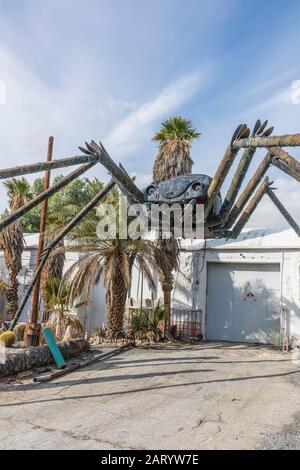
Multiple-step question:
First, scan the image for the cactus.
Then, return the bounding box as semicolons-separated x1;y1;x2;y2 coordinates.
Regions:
0;331;16;347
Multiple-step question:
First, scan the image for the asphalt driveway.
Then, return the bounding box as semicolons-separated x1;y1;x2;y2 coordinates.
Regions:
1;342;300;450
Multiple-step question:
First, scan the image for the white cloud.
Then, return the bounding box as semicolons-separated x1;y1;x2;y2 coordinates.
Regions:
247;88;292;114
104;71;203;159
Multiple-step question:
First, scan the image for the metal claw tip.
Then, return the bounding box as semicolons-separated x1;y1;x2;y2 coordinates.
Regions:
263;126;274;137
258;120;268;135
85;141;95;153
252;120;261;136
239;126;250;139
90;140;101;153
231;124;245;143
78;146;92;155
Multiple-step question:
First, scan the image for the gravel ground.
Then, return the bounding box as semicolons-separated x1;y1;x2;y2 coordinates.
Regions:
1;341;300;450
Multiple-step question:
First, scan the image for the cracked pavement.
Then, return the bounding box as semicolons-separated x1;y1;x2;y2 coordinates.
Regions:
1;342;300;450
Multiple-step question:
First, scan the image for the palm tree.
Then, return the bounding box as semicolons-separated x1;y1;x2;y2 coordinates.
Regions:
152;116;201;184
152;116;200;329
56;181;172;337
0;178;31;320
62;236;162;337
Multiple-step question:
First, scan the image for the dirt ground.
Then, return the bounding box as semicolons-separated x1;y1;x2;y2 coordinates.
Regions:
1;341;300;450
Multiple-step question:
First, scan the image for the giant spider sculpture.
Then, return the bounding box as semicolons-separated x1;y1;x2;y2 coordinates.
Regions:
80;119;300;239
1;118;300;329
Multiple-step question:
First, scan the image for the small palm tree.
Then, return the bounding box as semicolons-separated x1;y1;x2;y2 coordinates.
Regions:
62;237;161;337
0;178;31;319
152;116;201;184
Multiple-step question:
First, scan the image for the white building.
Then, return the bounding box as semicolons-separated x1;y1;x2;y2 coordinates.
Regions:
1;228;300;346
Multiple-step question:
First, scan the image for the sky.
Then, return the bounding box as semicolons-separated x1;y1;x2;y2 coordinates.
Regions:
0;0;299;230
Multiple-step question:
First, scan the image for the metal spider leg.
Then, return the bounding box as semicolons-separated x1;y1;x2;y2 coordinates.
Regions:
204;124;251;219
79;140;145;203
270;147;300;182
218;120;274;224
218;177;270;239
232;133;300;149
266;187;300;237
218;152;273;230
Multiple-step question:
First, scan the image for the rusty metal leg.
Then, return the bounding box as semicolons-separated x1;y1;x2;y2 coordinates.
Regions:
205;124;250;219
218;177;270;239
222;152;272;230
266;188;300;237
270;148;300;182
232;134;300;149
218;120;274;224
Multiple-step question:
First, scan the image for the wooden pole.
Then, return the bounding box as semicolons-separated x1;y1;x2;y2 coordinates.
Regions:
25;137;53;346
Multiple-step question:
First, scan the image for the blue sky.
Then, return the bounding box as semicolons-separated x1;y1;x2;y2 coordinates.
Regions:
0;0;299;229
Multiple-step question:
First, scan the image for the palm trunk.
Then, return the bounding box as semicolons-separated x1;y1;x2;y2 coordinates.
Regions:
5;276;19;321
161;276;173;332
106;258;128;337
41;238;65;322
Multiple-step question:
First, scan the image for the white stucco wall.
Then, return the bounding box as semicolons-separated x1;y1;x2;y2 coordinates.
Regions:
1;228;300;343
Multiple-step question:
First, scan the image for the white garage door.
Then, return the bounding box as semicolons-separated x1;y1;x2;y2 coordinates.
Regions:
206;263;281;345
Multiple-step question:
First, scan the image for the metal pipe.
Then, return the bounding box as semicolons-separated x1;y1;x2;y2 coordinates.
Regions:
33;343;134;383
9;179;116;330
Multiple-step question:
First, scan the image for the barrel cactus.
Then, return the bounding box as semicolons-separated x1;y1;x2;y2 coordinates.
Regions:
0;331;16;347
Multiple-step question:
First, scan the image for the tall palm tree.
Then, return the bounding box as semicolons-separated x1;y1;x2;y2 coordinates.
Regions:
152;116;201;184
152;116;200;329
0;178;31;320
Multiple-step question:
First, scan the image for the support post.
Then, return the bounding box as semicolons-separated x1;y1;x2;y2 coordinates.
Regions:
25;137;53;346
